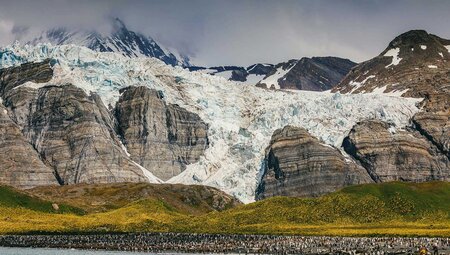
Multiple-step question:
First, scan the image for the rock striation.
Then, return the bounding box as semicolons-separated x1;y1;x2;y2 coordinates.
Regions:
0;60;210;188
256;126;372;200
412;94;450;158
343;120;449;182
0;61;151;186
115;86;209;181
0;103;58;188
3;84;150;185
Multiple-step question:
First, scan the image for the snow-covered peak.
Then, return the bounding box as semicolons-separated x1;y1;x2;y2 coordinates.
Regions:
21;18;190;67
0;43;421;203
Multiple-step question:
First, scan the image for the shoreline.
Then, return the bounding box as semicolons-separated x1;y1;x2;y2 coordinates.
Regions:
0;233;449;254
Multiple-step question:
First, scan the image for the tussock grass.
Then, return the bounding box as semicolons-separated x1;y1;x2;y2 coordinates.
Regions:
0;182;449;236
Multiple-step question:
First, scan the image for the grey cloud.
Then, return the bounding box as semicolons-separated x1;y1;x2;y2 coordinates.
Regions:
0;0;449;66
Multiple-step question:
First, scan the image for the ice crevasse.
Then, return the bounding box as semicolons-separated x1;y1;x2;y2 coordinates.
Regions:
0;43;422;203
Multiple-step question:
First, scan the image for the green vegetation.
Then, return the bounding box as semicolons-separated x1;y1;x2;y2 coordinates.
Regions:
0;185;84;214
0;182;449;236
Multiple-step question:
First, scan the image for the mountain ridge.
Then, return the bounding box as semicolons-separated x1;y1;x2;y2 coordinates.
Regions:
24;18;190;67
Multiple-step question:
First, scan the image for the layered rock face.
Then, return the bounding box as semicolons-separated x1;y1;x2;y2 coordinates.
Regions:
0;104;58;188
0;60;210;188
256;126;373;200
115;86;209;181
412;94;450;158
0;61;151;186
343;120;449;182
0;59;53;97
3;84;149;185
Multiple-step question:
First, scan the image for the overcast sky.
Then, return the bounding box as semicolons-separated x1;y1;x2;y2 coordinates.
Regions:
0;0;449;66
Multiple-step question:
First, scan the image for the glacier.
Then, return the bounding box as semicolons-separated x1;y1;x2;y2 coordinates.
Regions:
0;43;422;203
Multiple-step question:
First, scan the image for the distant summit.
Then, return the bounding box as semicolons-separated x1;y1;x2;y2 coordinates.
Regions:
333;30;450;97
191;57;355;92
25;18;190;67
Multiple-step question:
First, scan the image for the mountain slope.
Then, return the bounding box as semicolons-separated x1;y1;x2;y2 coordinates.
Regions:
257;57;356;91
25;18;190;67
332;29;450;159
192;57;355;91
0;182;449;236
333;30;450;97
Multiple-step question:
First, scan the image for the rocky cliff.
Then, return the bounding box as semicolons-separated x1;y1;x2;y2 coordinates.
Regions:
2;82;150;185
115;86;209;181
0;60;210;188
256;126;372;200
257;117;450;199
0;103;57;188
343;120;449;182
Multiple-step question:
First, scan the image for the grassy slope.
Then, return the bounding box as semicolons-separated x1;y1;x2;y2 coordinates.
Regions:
0;182;449;236
28;183;240;214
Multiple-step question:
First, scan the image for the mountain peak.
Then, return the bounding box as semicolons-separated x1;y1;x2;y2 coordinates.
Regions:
23;19;190;67
388;30;431;48
334;30;450;97
382;29;448;56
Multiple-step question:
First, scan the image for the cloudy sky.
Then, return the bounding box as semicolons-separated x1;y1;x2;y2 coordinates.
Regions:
0;0;449;66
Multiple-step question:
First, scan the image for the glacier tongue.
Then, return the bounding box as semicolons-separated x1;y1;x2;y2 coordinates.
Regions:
0;43;422;203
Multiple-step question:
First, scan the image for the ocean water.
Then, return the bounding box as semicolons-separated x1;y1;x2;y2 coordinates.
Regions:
0;247;209;255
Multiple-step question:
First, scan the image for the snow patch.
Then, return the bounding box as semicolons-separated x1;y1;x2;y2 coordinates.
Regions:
428;65;438;69
245;74;265;84
384;48;402;68
369;85;409;97
446;45;450;53
259;62;297;89
214;70;233;80
438;52;444;58
348;75;375;93
132;161;162;184
388;126;397;134
420;45;427;50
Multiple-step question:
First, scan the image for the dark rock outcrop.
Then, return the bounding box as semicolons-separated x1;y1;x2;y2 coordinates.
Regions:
0;59;53;97
256;126;372;200
115;86;209;181
257;57;356;91
343;120;449;182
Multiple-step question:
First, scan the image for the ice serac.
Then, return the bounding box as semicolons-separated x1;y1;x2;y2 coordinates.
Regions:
343;120;450;182
256;126;373;200
115;86;209;181
0;103;58;188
